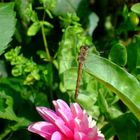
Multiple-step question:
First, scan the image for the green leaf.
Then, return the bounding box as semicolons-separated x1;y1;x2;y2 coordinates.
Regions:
27;22;40;36
62;68;77;91
84;52;140;120
131;3;140;15
0;60;7;78
0;2;16;55
42;21;53;28
109;43;127;66
52;0;80;16
87;12;99;36
111;113;138;140
34;92;49;107
78;90;100;119
122;4;129;20
15;0;32;23
98;89;122;119
101;123;116;139
0;91;18;121
127;35;140;71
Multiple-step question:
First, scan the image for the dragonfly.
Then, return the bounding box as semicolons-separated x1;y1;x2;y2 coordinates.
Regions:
56;45;90;100
75;46;88;99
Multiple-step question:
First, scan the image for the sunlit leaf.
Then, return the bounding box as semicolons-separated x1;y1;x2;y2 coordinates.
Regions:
27;22;40;36
0;2;16;55
131;3;140;15
84;52;140;120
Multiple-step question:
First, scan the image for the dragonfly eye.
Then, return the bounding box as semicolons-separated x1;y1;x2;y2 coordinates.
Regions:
81;45;89;50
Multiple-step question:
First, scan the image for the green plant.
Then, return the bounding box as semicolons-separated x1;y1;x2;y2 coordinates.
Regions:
0;1;140;140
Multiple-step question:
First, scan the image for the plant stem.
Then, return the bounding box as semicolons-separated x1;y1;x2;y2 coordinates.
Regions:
41;24;51;60
41;12;54;102
49;63;53;103
41;11;51;60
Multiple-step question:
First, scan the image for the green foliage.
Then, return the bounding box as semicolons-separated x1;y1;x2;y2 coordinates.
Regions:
127;35;140;72
128;12;139;26
131;3;140;15
5;47;42;85
84;52;140;120
1;0;140;140
0;2;16;55
109;43;127;66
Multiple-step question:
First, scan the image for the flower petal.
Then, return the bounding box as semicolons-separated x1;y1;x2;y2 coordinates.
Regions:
57;109;75;129
37;107;74;138
36;107;64;124
51;131;67;140
28;99;105;140
53;100;75;129
53;100;73;121
87;127;98;139
74;131;86;140
55;119;74;138
28;121;58;139
97;131;105;140
74;115;89;132
70;103;83;117
53;99;71;112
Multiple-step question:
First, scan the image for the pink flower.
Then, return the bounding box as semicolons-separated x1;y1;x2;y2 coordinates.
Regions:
28;99;105;140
